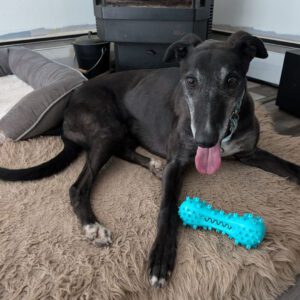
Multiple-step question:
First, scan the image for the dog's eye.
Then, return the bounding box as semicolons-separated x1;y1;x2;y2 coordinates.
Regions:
227;77;239;89
186;76;197;88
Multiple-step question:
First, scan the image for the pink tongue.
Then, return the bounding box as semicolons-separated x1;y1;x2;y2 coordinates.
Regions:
195;144;221;175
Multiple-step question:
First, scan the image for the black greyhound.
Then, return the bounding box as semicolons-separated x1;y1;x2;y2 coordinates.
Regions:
0;31;299;288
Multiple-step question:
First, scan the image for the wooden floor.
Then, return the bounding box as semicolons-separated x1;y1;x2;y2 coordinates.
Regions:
248;81;300;137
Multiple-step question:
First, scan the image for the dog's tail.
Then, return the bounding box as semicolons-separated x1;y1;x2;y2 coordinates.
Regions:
0;138;81;181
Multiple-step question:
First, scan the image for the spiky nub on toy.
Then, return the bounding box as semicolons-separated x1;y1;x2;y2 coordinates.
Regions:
178;197;266;249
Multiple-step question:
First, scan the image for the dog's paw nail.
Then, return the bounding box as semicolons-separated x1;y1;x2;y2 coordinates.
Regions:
83;223;112;247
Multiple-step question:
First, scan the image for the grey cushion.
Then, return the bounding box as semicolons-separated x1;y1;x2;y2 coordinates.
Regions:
0;47;87;140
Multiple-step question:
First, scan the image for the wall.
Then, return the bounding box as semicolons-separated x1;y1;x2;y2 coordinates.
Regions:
0;0;96;40
213;0;300;42
3;0;299;42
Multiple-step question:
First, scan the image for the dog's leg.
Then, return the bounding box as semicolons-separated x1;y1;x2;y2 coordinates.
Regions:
69;141;116;247
236;147;300;184
117;148;165;178
148;159;187;288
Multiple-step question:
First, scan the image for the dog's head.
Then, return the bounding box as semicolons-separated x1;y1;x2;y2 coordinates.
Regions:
164;31;268;174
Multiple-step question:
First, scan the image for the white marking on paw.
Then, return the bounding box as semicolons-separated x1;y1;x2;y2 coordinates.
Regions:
149;275;167;288
150;159;162;170
83;223;112;247
149;159;164;178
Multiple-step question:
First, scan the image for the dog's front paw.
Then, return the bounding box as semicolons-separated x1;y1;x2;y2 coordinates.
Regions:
148;237;177;288
83;222;112;247
149;159;165;179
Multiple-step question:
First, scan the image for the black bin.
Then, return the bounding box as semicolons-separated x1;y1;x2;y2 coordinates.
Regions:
73;31;110;78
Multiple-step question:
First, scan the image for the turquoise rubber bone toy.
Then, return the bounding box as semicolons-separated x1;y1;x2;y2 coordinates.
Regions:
178;197;266;249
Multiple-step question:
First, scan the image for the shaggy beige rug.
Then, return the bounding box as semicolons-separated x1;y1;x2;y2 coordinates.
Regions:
0;104;299;300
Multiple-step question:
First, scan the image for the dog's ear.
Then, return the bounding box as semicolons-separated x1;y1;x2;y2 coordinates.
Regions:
228;31;268;60
163;33;202;63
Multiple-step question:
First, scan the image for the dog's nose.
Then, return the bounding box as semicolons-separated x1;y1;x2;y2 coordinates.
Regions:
196;140;217;148
195;135;218;148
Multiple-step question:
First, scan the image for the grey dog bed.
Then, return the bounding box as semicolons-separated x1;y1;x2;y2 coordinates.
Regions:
0;47;87;140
